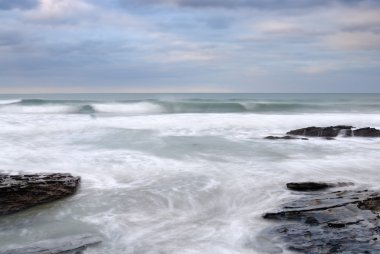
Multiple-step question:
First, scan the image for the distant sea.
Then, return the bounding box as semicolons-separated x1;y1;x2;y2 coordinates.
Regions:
0;93;379;253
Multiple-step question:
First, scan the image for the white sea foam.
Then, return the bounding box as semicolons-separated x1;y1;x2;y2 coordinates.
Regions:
91;102;163;114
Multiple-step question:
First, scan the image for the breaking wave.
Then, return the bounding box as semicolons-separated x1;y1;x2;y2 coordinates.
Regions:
0;98;379;114
91;102;163;114
0;99;22;105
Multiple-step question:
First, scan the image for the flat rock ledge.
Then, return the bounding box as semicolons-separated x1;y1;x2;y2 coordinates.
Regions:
0;173;80;215
0;234;101;254
261;182;380;253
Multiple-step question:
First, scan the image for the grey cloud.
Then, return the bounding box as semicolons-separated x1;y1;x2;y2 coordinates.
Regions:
121;0;373;9
337;8;380;33
0;0;38;10
0;31;23;46
0;0;378;92
201;16;231;29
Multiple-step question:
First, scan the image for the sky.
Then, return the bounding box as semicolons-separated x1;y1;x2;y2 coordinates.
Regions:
0;0;379;93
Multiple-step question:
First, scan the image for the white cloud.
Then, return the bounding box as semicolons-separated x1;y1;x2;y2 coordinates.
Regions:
256;20;301;35
149;50;215;63
337;8;380;30
325;32;380;51
301;65;338;74
27;0;94;21
144;35;217;63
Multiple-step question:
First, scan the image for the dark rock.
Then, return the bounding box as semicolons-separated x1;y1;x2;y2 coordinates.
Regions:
287;182;330;191
286;181;353;191
353;127;380;137
285;125;380;138
264;136;308;140
261;185;380;253
286;125;353;137
0;234;101;254
0;173;80;215
345;129;353;136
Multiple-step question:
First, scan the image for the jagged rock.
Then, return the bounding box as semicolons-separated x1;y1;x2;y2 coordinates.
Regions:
286;125;353;137
353;127;380;137
264;136;308;140
0;173;80;215
0;234;101;254
261;184;380;253
286;181;354;191
285;125;380;138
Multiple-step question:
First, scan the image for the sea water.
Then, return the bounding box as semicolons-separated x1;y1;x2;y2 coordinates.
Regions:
0;93;379;254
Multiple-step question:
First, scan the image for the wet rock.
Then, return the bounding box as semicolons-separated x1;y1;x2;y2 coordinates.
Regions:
286;125;353;137
285;125;380;138
264;136;308;140
262;184;380;253
0;173;80;215
286;181;353;191
0;234;101;254
353;127;380;137
286;182;330;191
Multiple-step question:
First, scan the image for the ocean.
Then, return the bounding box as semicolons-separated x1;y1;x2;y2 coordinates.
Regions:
0;93;379;253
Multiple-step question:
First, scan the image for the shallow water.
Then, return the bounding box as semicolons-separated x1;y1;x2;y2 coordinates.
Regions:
0;93;379;253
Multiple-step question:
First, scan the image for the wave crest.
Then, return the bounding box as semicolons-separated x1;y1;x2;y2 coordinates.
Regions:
91;102;164;114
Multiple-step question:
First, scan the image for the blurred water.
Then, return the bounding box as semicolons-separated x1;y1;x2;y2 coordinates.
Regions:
0;93;379;253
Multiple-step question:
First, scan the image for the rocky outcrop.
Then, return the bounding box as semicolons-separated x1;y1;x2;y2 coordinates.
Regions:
285;125;380;138
261;183;380;253
0;234;101;254
0;173;80;215
264;136;308;140
286;125;353;137
353;127;380;137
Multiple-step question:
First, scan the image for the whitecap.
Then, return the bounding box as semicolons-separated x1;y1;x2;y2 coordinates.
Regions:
0;105;74;114
91;102;164;114
0;99;22;105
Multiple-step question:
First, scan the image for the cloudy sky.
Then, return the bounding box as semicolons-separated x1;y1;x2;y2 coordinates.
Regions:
0;0;379;93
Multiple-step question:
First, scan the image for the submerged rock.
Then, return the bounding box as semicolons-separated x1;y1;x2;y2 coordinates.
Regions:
286;181;354;191
261;183;380;253
286;182;330;191
0;234;101;254
0;173;80;215
77;104;96;114
264;136;308;140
